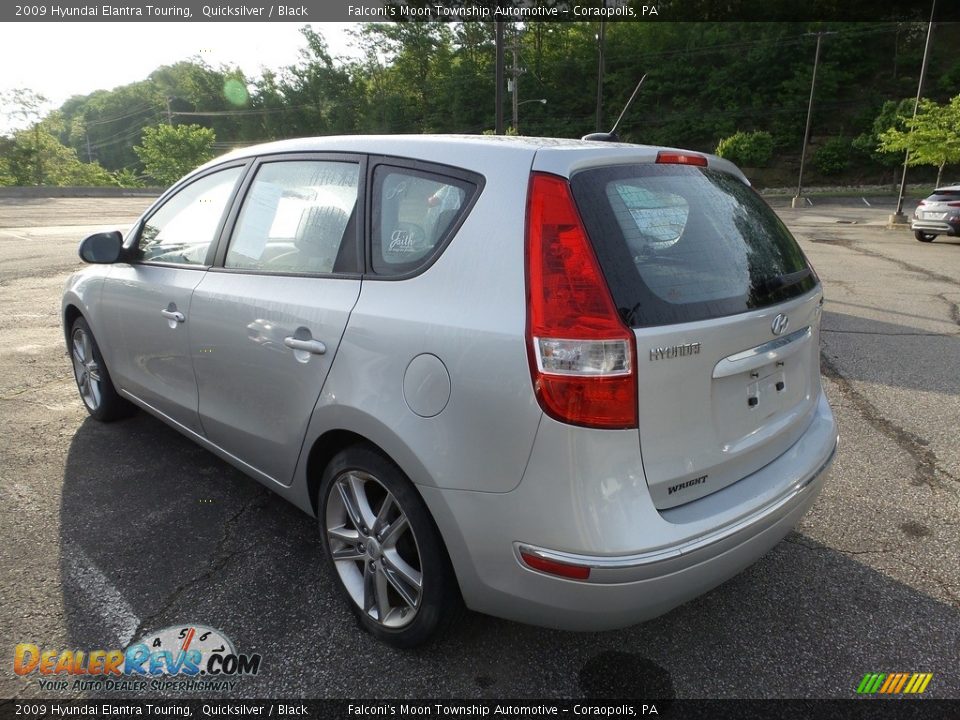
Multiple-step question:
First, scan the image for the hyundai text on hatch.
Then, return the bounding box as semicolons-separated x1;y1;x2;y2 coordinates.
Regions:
63;136;838;647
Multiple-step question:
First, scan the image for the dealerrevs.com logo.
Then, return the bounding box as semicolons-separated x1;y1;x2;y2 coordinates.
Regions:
14;625;261;693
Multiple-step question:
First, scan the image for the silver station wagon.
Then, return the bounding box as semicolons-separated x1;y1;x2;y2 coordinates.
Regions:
63;136;838;647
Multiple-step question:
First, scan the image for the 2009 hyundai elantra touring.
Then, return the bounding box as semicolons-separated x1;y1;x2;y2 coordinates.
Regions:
63;135;838;647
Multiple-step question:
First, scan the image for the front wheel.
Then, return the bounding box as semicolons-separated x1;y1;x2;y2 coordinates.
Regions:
69;316;134;421
914;230;936;242
318;444;462;647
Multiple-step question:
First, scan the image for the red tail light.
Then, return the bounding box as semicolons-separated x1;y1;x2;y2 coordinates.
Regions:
525;172;637;430
947;202;960;207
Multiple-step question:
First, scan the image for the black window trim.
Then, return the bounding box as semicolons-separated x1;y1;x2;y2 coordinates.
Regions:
363;155;485;281
209;151;368;280
126;159;253;270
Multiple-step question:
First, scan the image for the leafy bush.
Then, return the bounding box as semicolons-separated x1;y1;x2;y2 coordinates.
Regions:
112;168;145;188
715;131;774;168
814;137;851;176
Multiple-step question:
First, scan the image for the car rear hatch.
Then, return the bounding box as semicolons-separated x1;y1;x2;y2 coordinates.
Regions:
916;188;960;224
568;155;822;510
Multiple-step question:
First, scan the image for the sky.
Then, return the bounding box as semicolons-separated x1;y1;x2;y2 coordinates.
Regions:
0;22;361;133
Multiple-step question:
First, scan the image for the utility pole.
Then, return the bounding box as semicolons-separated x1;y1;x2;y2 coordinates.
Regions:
85;132;93;163
792;30;835;209
495;23;505;135
165;96;173;125
596;19;606;132
508;38;524;133
891;0;937;225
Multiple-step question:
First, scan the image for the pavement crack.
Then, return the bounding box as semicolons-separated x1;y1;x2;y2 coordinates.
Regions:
896;557;960;607
936;293;960;327
821;329;958;338
785;539;960;607
124;490;271;644
785;537;894;556
822;238;960;288
0;374;72;401
820;353;960;488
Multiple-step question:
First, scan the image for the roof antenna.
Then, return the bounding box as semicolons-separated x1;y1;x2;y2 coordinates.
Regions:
582;73;647;143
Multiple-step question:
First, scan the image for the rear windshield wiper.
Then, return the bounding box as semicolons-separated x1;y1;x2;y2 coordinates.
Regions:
755;268;812;295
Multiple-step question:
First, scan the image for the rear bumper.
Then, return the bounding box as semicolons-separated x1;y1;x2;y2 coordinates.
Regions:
911;218;959;236
420;391;837;631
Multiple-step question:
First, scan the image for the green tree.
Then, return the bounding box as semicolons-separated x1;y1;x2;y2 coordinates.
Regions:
878;96;960;187
852;98;914;167
2;88;49;184
134;124;216;185
0;115;116;187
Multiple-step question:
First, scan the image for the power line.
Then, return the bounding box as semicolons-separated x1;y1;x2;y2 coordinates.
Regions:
170;104;319;117
84;103;161;127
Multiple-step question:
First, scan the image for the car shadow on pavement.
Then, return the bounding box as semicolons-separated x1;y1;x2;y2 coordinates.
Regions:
60;412;960;699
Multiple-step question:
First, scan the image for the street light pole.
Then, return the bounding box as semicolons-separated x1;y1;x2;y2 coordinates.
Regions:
792;31;834;209
596;18;606;132
495;22;504;135
511;42;520;132
516;98;547;135
891;0;937;225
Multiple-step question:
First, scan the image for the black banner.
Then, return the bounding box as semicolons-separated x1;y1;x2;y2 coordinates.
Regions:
2;699;959;720
2;0;956;23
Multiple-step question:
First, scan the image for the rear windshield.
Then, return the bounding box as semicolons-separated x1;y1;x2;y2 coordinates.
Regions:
570;164;817;328
929;189;960;202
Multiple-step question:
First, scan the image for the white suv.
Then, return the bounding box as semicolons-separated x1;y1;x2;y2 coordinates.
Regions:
63;136;838;647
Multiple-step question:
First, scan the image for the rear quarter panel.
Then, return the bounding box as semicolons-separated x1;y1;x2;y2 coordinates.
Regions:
293;143;544;497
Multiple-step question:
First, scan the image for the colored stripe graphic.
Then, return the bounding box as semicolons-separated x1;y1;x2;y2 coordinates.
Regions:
857;672;932;694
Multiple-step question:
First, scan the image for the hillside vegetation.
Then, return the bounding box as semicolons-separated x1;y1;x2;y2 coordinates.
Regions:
3;21;959;188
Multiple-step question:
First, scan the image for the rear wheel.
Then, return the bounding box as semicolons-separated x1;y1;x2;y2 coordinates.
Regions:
318;444;462;647
914;230;936;242
69;316;134;421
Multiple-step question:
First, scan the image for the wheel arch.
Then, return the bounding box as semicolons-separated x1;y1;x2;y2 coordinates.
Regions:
305;429;370;517
63;303;83;345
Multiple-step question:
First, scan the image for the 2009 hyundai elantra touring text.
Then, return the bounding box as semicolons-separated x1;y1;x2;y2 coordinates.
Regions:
62;135;838;647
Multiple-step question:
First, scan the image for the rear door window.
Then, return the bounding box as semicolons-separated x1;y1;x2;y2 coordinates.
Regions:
371;165;478;276
571;164;816;328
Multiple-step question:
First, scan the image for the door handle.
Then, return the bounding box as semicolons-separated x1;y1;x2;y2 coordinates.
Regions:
160;309;185;323
284;337;327;355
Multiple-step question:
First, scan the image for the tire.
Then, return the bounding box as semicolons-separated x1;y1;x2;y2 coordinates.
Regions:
318;444;462;648
69;316;134;422
914;230;936;242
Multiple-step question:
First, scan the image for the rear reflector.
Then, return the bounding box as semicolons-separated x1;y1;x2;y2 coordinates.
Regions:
656;150;708;167
520;551;591;581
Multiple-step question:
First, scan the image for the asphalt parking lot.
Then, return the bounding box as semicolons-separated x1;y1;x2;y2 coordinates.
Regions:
0;194;957;700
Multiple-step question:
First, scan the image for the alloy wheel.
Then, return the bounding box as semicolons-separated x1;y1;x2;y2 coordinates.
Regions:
71;326;102;411
325;470;423;628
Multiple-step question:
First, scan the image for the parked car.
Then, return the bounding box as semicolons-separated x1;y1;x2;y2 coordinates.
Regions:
912;185;960;242
63;136;838;647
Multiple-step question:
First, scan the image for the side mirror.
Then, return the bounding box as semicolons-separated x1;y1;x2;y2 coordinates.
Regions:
78;231;124;264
